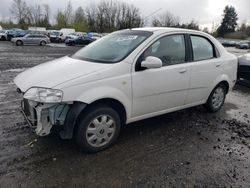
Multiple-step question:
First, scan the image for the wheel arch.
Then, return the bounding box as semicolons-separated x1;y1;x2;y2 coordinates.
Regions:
16;40;23;45
40;40;46;45
219;80;229;94
60;98;127;139
86;98;127;126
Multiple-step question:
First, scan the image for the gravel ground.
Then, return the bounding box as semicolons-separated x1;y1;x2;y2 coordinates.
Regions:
0;41;250;188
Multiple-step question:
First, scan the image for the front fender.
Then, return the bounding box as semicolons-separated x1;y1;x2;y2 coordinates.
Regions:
75;86;131;119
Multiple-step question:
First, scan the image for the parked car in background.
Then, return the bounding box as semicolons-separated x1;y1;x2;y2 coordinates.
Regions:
58;28;76;42
49;31;63;43
11;34;50;46
65;32;87;40
7;29;26;41
14;27;237;152
221;40;236;47
238;53;250;80
65;36;95;46
87;32;102;40
236;41;250;49
0;30;8;40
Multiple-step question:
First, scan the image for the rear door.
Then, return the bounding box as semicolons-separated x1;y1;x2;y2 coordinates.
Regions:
185;35;223;105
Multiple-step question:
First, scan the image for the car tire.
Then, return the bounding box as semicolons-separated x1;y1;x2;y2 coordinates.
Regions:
75;105;121;153
1;36;6;41
40;41;46;46
205;83;227;112
16;40;23;46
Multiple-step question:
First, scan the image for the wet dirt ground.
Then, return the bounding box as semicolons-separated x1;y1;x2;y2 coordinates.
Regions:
0;41;250;188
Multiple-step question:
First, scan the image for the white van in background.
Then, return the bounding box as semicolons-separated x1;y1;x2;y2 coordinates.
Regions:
28;27;46;32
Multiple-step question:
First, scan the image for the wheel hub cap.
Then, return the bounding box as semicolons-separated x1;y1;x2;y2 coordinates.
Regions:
86;115;116;148
212;87;224;109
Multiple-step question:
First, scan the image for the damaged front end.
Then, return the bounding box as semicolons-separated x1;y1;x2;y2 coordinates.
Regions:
21;99;70;136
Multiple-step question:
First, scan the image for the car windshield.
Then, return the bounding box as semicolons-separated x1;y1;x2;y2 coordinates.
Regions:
0;30;6;33
71;30;152;63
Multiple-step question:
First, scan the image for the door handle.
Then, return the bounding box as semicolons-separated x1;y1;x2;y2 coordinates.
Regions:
216;63;221;67
179;69;187;73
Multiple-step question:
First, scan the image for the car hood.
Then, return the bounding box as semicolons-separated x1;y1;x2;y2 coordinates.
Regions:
50;35;59;38
14;56;111;92
12;37;22;41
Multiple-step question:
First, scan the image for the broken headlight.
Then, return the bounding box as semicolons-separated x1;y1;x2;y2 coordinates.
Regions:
24;87;63;103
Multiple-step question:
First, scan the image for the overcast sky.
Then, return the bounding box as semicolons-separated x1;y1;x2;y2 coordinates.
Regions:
0;0;249;30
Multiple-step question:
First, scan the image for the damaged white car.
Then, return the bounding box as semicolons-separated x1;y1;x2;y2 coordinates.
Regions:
14;27;238;152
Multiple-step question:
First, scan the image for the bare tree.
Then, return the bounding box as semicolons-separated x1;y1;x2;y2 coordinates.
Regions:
85;4;97;31
152;11;179;27
64;1;73;26
10;0;28;24
30;4;42;26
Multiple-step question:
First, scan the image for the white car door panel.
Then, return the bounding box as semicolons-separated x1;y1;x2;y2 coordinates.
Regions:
132;63;190;117
186;59;223;104
132;34;190;117
185;35;223;105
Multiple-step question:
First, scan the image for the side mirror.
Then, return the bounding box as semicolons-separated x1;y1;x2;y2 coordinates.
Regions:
141;56;162;69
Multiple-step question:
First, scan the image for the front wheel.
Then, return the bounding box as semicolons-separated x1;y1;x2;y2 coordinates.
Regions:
205;84;226;112
75;105;121;152
1;36;6;41
16;40;23;46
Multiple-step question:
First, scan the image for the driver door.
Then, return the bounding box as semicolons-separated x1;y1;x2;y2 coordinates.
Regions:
132;34;191;117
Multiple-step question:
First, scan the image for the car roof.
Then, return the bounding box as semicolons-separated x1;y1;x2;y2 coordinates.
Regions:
130;27;204;35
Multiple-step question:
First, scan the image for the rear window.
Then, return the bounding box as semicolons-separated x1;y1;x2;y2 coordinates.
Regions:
191;36;214;61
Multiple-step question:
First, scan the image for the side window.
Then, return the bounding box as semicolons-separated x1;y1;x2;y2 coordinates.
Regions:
142;35;186;66
191;36;214;61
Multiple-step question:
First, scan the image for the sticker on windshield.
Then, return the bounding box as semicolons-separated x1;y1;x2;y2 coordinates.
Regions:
116;35;138;42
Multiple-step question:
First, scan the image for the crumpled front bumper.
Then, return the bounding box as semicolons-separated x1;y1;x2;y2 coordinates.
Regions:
21;99;70;136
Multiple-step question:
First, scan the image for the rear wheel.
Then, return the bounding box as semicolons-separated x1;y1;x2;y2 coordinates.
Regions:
75;105;121;152
16;40;23;46
205;84;226;112
40;41;46;46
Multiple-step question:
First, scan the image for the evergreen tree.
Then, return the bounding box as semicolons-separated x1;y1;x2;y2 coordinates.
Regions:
217;5;238;37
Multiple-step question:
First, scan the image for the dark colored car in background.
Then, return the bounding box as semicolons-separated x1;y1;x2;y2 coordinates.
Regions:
221;40;237;47
236;41;250;49
238;53;250;80
7;29;27;41
65;36;95;46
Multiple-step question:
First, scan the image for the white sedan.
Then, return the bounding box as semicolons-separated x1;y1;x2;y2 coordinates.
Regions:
14;27;238;152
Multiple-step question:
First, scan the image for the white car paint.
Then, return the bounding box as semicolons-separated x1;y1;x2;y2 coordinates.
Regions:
14;27;238;133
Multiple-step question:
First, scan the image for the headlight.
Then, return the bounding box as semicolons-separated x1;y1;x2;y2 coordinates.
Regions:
24;87;63;103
